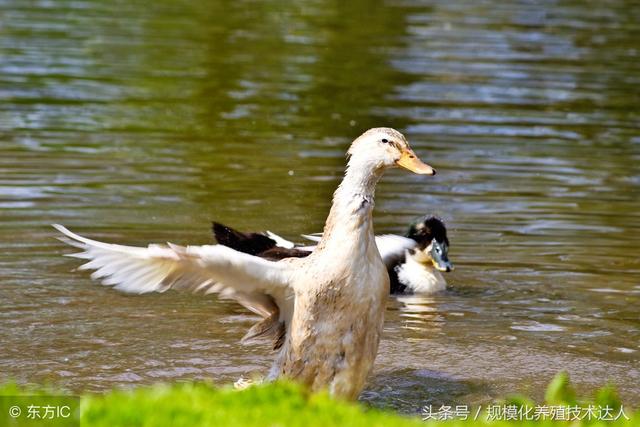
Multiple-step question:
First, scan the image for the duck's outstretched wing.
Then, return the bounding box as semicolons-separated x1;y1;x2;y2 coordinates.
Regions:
212;222;312;261
264;231;295;249
227;226;419;265
53;224;291;296
212;222;280;257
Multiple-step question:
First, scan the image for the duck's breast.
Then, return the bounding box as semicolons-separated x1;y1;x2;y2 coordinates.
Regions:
281;239;388;398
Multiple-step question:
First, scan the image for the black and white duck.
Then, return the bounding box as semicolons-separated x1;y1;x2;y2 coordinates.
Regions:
212;215;453;294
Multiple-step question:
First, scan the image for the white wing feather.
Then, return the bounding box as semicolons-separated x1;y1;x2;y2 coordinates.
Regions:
375;234;417;266
53;224;291;296
264;231;296;249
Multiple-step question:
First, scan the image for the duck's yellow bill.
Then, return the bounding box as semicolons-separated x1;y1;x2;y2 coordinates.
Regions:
396;149;436;175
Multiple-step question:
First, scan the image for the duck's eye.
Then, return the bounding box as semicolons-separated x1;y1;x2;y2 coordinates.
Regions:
381;138;389;144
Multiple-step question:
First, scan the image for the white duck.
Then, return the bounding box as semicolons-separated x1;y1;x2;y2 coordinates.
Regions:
53;127;435;400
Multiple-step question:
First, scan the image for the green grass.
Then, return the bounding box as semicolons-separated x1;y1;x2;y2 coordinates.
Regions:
82;381;422;427
1;373;636;426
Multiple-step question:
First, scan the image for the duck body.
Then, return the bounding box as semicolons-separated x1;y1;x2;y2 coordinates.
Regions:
280;193;387;397
53;127;435;399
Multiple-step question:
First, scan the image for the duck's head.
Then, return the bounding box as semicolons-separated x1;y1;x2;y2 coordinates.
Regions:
347;128;436;175
406;216;453;272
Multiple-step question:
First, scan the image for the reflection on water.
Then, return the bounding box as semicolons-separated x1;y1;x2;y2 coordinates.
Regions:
395;295;446;332
1;0;639;412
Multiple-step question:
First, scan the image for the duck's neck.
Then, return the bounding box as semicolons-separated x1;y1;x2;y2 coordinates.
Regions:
317;159;384;252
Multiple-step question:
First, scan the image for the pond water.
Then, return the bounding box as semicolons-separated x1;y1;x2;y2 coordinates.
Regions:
1;0;639;414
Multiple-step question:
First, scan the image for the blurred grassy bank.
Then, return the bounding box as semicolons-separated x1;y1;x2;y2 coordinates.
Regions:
1;373;636;426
